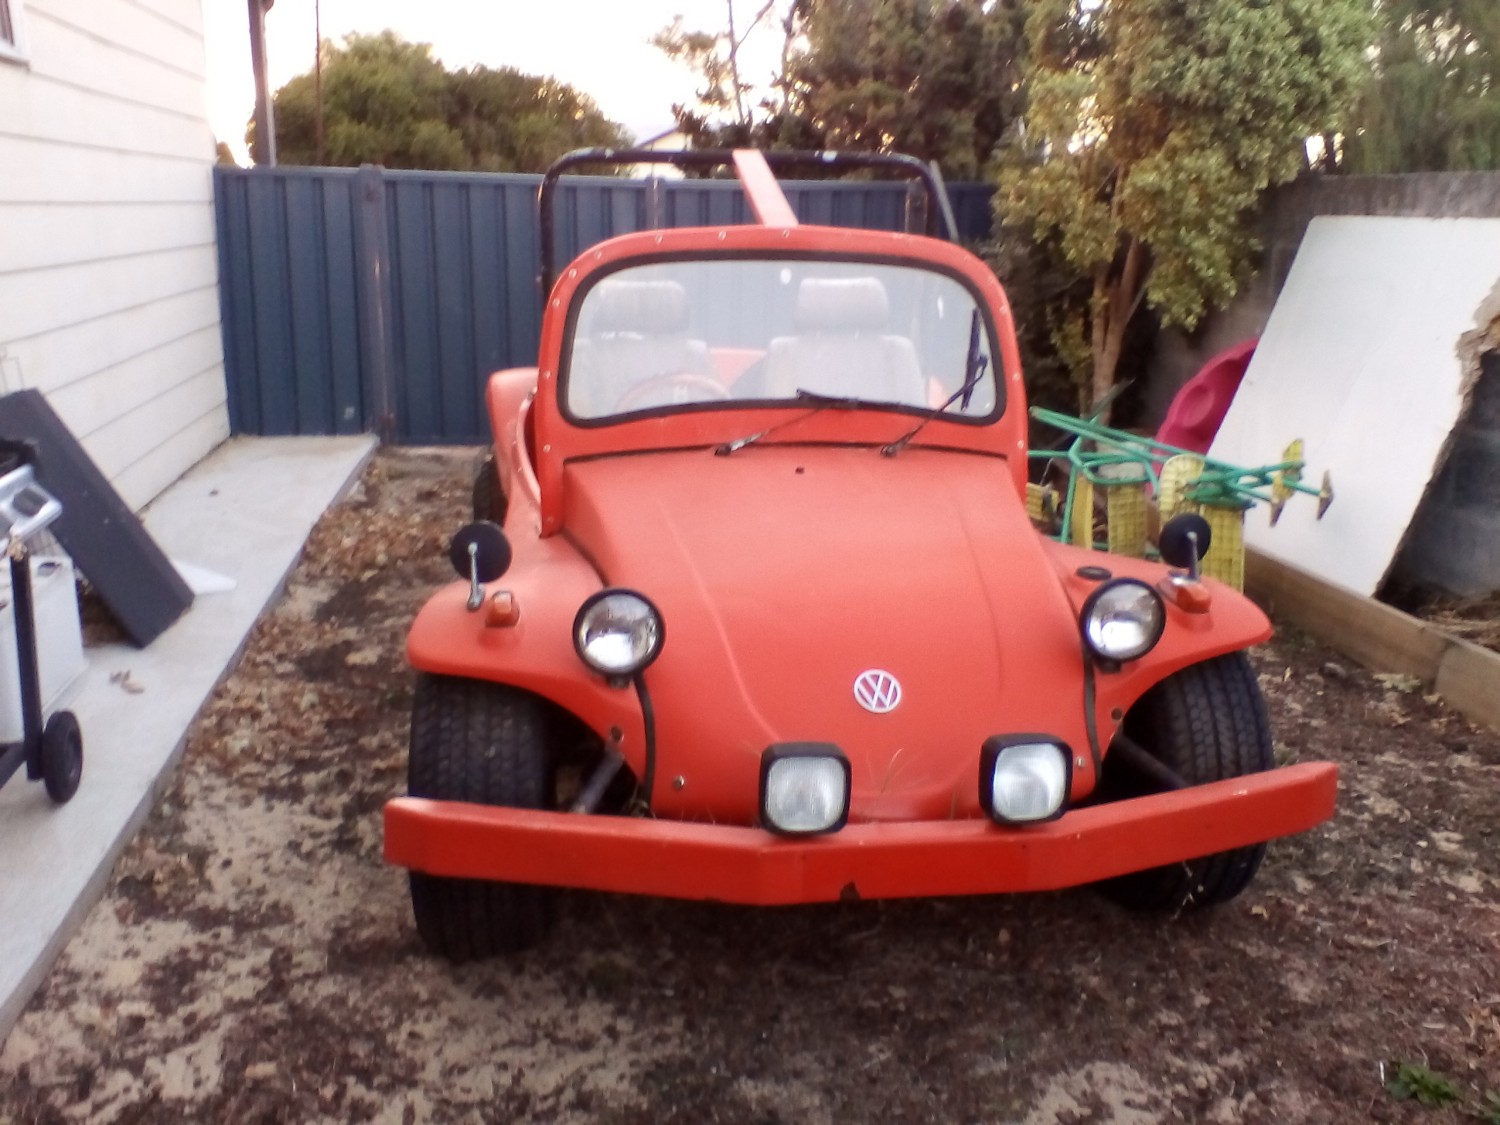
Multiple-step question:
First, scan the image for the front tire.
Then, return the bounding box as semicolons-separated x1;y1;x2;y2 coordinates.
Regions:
1099;652;1273;911
471;454;506;525
407;675;556;959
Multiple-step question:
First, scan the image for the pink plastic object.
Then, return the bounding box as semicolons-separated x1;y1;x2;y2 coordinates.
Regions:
1155;338;1258;453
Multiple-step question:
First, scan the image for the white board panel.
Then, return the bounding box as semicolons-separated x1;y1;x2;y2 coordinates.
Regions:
0;243;218;343
82;363;227;481
31;0;205;78
25;8;208;115
0;136;212;204
0;200;216;274
1209;216;1500;596
47;324;224;439
109;403;229;512
4;285;220;394
2;67;213;160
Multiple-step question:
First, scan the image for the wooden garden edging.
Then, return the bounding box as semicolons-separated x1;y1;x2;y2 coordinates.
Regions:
1245;548;1500;732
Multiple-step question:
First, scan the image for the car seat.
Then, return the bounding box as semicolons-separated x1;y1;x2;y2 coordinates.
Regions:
764;278;926;406
568;280;714;415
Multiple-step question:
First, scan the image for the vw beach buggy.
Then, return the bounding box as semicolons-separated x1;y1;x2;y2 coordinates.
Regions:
383;149;1338;960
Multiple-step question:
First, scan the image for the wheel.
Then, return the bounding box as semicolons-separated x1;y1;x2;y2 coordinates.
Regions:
471;454;506;524
614;372;730;412
407;675;556;959
1098;651;1273;911
40;710;83;804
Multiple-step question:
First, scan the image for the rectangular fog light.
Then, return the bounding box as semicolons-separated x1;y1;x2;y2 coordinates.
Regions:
760;743;851;836
980;737;1071;824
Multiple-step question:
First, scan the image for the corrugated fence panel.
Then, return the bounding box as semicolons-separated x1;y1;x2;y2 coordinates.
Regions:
215;165;995;443
213;166;366;436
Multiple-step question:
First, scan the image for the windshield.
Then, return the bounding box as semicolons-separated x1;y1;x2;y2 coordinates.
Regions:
562;257;1001;423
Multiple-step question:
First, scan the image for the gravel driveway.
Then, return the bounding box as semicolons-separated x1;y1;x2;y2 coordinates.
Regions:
2;447;1497;1124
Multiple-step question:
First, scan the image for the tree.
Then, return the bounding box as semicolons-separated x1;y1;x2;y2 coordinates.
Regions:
997;0;1370;415
793;0;1026;179
257;32;630;172
1344;1;1500;173
654;0;1027;178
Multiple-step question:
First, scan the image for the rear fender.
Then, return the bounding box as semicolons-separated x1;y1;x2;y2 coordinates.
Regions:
1042;540;1272;753
406;540;646;775
484;368;540;521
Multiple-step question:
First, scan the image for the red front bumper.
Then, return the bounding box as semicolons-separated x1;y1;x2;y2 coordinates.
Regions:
384;762;1338;905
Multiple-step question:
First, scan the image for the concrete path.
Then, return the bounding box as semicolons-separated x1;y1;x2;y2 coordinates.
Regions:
0;435;376;1035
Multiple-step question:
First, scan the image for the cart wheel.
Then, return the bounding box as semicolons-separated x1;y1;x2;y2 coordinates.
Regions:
406;674;556;960
40;710;83;804
1098;652;1272;911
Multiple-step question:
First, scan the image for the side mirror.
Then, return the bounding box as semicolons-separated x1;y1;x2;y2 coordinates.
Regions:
1158;512;1212;570
449;521;512;584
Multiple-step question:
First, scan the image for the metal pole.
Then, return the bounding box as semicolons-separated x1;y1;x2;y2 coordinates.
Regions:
313;0;325;166
248;0;277;166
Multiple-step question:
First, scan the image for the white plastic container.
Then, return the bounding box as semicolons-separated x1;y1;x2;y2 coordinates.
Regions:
0;555;86;743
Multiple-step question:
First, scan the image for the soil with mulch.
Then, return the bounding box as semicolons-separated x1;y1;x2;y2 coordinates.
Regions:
2;447;1498;1124
1413;592;1500;657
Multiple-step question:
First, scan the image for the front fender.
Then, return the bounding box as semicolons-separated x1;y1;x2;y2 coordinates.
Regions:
1041;540;1272;755
406;539;647;777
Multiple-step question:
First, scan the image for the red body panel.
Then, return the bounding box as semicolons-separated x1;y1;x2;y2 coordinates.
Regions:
386;762;1338;904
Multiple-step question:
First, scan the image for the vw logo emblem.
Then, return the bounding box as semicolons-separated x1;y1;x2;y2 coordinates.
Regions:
853;669;902;714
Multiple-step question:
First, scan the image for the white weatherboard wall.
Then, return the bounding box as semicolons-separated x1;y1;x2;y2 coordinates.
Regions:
0;0;228;510
1210;216;1500;596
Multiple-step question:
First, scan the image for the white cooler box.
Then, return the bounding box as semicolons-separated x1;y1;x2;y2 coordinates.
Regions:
0;555;86;743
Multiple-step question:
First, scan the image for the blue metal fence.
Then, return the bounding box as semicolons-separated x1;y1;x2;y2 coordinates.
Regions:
213;165;995;443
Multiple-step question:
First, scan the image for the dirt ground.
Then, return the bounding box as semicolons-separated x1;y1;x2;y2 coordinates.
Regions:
2;447;1498;1125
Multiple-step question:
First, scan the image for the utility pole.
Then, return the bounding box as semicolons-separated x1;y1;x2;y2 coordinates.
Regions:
248;0;277;166
314;0;325;165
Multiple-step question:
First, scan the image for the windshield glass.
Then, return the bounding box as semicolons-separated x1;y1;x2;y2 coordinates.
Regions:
562;257;1001;423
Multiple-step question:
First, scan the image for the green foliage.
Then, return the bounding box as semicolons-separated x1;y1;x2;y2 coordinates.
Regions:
1345;1;1500;172
997;0;1370;408
656;0;1027;178
792;0;1026;179
259;32;630;172
1384;1060;1462;1108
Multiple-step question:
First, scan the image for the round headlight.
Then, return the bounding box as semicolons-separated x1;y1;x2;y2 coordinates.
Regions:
573;589;664;676
1081;578;1165;662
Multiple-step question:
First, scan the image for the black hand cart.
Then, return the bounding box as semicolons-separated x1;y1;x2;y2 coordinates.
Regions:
0;451;82;804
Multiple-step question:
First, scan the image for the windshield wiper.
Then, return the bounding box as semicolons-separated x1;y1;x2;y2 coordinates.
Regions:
715;388;878;455
881;309;989;457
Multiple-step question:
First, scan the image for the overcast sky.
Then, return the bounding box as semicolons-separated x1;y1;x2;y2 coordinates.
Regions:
202;1;790;161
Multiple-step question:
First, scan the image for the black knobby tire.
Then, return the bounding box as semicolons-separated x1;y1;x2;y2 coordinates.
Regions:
407;675;555;960
1100;651;1273;911
471;454;507;525
40;710;83;804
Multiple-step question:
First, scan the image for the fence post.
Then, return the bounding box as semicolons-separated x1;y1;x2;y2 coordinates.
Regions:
352;164;396;441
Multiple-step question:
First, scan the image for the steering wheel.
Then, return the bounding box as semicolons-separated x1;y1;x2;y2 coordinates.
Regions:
614;372;731;412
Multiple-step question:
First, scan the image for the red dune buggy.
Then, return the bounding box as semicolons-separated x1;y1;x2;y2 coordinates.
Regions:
383;149;1337;960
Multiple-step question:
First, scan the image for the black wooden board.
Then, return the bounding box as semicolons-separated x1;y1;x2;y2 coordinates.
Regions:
0;390;192;646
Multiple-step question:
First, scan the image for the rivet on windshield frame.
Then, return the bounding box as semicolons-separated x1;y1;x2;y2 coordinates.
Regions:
1076;757;1087;770
672;775;686;790
781;230;790;239
655;234;663;244
543;444;552;453
717;230;727;240
568;269;577;279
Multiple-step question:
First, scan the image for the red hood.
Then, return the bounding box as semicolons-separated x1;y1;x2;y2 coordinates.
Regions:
563;445;1087;824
